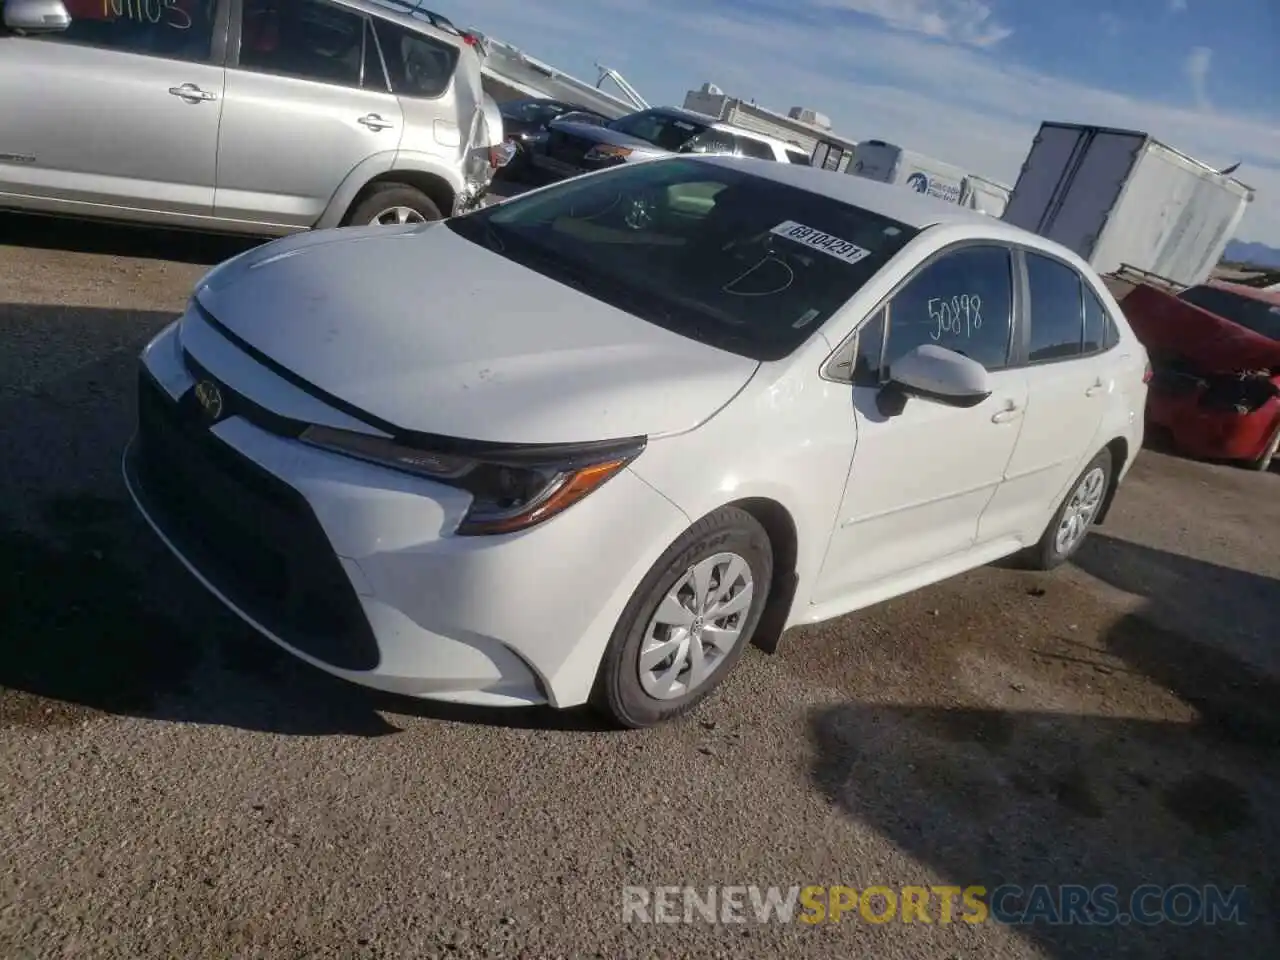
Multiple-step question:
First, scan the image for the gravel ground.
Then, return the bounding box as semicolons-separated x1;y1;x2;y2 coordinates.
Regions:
1;210;1278;960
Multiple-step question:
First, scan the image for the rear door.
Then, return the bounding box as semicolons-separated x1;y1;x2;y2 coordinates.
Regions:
213;0;404;228
0;0;226;218
980;250;1113;543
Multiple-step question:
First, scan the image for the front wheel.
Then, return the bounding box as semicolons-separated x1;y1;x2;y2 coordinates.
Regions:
1021;449;1112;571
592;507;773;729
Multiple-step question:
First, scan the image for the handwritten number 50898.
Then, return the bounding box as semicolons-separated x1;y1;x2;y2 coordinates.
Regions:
928;295;983;341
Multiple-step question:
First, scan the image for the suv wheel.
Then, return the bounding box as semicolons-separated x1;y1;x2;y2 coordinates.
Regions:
347;184;443;227
592;507;772;729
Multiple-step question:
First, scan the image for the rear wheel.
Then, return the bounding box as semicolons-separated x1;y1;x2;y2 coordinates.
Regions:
592;507;772;729
346;184;443;227
1021;449;1112;571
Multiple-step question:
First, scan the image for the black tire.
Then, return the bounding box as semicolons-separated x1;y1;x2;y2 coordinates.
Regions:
1246;424;1280;473
345;184;443;227
592;507;773;729
1021;448;1113;571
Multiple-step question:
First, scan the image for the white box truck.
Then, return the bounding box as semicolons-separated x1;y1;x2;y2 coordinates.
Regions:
848;140;1012;215
1002;122;1255;288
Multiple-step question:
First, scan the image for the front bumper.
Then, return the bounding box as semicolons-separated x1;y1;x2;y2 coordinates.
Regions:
122;314;692;708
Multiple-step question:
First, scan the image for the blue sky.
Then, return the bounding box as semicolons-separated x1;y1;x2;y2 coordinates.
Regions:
454;0;1280;245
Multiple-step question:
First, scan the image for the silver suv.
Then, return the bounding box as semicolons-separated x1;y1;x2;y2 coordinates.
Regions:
0;0;507;233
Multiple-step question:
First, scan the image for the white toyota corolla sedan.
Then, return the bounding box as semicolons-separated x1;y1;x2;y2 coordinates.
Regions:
123;155;1148;728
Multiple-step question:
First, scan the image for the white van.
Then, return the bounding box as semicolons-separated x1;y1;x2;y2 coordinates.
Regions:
849;140;1010;216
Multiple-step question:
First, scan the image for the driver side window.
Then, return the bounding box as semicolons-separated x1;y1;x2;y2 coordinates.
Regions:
872;245;1014;379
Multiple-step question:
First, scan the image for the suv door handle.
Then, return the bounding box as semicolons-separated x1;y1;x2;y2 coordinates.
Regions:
358;114;395;131
1085;378;1106;397
168;83;217;103
991;400;1022;424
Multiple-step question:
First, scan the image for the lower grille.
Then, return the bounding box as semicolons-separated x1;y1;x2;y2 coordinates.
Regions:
128;370;381;672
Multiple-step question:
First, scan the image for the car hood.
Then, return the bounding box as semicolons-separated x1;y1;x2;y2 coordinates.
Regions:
551;121;669;154
192;223;758;443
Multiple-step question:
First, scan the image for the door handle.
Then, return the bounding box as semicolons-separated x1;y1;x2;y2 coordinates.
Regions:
168;83;217;103
358;113;394;131
1085;378;1106;397
991;400;1021;424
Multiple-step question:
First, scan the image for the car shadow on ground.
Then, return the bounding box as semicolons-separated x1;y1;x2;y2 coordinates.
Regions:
0;303;607;737
0;212;264;265
809;537;1280;959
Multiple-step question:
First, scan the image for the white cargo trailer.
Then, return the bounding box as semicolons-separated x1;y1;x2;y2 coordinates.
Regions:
1002;122;1255;288
848;140;1012;215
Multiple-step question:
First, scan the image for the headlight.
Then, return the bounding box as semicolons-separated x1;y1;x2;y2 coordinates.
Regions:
585;144;633;161
299;426;645;536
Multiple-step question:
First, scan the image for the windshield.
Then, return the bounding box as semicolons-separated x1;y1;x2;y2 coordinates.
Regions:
606;111;708;151
447;157;918;361
1178;285;1280;342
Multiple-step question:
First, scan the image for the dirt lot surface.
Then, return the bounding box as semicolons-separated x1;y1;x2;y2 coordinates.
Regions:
2;211;1278;960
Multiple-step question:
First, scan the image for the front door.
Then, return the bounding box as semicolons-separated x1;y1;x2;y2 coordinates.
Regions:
213;0;403;228
0;0;226;217
812;243;1026;606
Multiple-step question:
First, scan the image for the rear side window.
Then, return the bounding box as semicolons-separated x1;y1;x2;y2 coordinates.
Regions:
239;0;367;89
735;136;776;161
1083;287;1120;352
785;149;812;166
1025;252;1085;362
373;18;460;99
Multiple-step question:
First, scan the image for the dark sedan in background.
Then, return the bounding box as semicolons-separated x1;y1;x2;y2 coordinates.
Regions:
497;98;612;179
529;106;810;182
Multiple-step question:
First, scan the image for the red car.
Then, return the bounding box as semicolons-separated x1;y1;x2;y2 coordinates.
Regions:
1119;280;1280;471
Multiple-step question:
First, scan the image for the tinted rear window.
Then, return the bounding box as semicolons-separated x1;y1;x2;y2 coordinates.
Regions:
1178;285;1280;342
448;158;918;362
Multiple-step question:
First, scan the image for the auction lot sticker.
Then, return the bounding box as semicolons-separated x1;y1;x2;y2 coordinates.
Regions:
770;221;872;265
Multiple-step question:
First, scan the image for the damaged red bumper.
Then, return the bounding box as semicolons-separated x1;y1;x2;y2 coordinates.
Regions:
1117;283;1280;464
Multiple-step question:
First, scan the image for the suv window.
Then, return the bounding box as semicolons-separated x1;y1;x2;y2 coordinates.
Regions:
1025;252;1085;362
239;0;369;89
735;136;776;161
785;148;812;166
42;0;218;62
875;245;1015;375
373;18;459;99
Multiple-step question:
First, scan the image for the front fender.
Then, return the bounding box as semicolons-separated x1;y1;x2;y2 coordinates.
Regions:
316;152;467;229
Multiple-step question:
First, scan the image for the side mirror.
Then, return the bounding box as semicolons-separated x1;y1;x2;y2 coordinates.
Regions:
3;0;71;32
877;344;992;416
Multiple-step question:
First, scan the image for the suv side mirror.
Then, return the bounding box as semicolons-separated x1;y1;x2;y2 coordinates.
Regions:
3;0;71;32
877;344;992;416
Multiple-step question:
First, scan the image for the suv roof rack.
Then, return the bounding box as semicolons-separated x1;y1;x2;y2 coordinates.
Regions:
369;0;487;52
